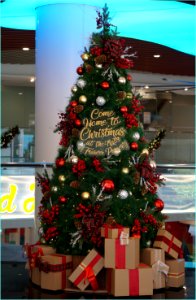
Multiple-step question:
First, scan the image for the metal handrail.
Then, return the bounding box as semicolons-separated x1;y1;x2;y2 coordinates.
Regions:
1;162;195;169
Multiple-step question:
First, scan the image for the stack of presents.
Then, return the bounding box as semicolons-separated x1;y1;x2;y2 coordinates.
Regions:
26;226;185;297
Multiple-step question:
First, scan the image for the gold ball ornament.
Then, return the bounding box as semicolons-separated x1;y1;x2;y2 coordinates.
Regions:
81;53;89;61
126;92;132;99
40;237;46;244
149;160;156;168
141;148;149;156
95;63;103;69
58;175;66;182
79;95;87;104
81;192;90;200
70;155;79;164
122;167;129;174
112;148;121;156
51;186;58;192
71;85;78;93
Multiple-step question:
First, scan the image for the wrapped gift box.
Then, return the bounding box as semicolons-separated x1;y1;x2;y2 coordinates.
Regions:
141;248;167;289
108;264;153;297
40;254;73;290
101;224;130;239
68;249;104;291
153;229;182;259
104;237;139;269
27;245;56;286
165;259;185;288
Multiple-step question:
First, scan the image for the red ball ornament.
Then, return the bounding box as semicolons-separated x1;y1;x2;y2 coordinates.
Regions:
127;74;132;81
100;81;110;90
55;157;65;167
101;179;115;192
74;119;82;127
58;196;67;203
120;106;128;113
130;142;139;151
154;198;164;211
76;66;84;75
70;100;78;107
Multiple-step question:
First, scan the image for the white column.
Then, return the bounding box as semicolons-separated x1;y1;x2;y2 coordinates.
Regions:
35;3;97;162
34;4;97;240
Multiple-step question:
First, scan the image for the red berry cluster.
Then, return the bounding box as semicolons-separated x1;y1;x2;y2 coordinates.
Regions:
92;157;104;172
39;204;59;224
44;226;59;241
131;97;144;114
74;203;105;247
140;212;158;227
36;174;50;194
72;159;86;176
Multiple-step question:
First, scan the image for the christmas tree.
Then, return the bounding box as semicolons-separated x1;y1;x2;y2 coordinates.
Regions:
37;5;166;256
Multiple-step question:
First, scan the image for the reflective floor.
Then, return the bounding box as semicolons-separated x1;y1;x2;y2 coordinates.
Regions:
1;262;195;299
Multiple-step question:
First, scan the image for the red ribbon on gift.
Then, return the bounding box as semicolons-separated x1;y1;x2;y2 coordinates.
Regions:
129;269;139;296
73;253;101;290
26;244;44;269
102;223;124;238
115;239;126;268
155;234;181;257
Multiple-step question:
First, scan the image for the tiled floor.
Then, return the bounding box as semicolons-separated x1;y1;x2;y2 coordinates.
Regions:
1;262;195;299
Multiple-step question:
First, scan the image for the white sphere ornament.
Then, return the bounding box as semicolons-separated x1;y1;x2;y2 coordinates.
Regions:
132;132;140;141
118;189;129;199
96;96;106;106
77;79;86;88
77;140;85;151
118;76;126;84
70;155;79;164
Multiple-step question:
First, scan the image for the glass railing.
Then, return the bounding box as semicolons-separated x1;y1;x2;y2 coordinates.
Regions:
1;163;195;263
1;127;35;163
1;162;195;223
1;128;195;164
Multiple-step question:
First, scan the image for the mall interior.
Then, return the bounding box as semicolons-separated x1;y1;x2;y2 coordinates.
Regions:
1;0;195;299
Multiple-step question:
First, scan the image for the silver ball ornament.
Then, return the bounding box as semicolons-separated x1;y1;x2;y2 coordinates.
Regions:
77;140;85;151
132;132;140;141
77;79;86;88
118;189;129;199
118;76;126;84
96;96;106;106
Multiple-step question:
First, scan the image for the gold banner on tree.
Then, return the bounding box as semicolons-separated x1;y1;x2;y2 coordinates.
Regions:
79;109;129;156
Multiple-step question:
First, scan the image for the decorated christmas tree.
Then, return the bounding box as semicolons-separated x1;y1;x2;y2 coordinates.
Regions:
37;5;166;256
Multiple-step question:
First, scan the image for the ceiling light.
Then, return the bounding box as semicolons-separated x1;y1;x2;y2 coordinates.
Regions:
144;85;149;89
30;77;35;82
184;87;188;91
153;54;161;58
169;100;172;103
18;92;23;95
22;47;30;51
